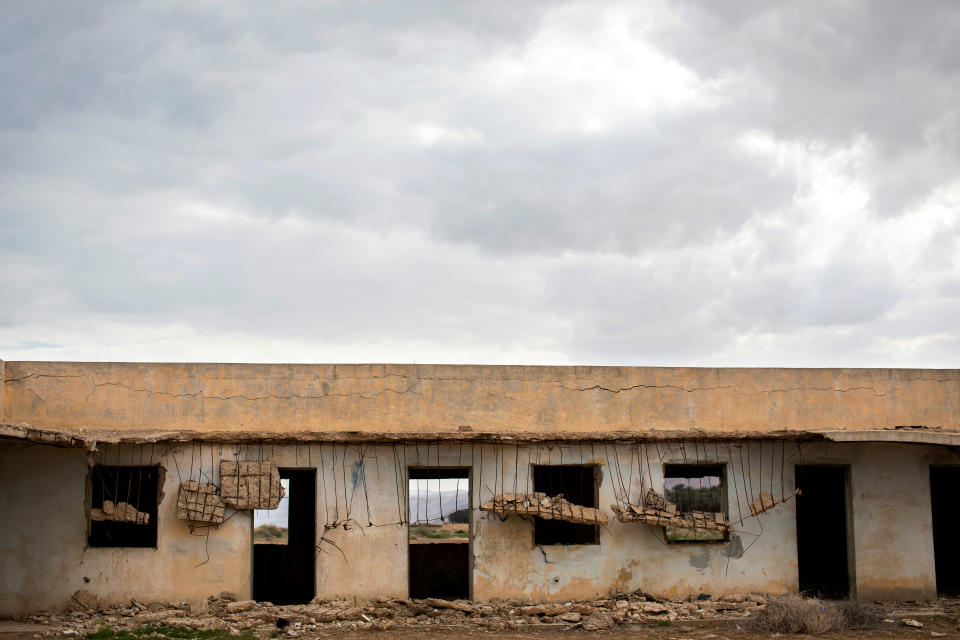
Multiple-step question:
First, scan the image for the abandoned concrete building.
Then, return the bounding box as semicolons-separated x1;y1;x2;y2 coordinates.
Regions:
1;360;959;616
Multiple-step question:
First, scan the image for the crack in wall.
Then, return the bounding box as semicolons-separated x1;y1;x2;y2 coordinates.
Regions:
8;369;957;403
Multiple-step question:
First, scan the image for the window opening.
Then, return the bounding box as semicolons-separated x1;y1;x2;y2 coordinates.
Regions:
663;464;726;542
88;465;159;548
532;465;599;545
254;478;290;545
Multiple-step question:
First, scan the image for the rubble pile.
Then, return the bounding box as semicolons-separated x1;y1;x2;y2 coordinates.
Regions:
480;492;608;525
613;489;731;533
21;590;771;637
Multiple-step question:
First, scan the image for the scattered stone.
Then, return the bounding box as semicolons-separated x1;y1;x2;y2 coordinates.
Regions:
520;603;567;616
931;632;946;637
903;619;924;628
219;592;238;602
68;589;99;613
643;602;670;614
581;610;615;631
422;598;475;613
188;600;209;616
558;612;581;623
337;607;364;621
226;600;256;613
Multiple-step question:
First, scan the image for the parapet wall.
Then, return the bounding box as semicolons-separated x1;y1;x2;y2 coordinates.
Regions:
2;361;959;439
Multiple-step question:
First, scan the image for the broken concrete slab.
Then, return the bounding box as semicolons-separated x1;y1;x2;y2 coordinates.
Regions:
225;600;257;613
613;488;731;532
520;603;568;616
749;491;777;515
581;610;615;630
220;461;284;510
188;600;209;616
89;501;149;525
176;481;226;523
480;492;608;525
68;589;100;612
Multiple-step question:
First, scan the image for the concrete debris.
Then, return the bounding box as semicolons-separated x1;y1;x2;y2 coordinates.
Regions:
17;594;955;636
220;461;284;510
613;488;731;532
903;618;924;628
225;600;257;613
67;589;99;612
188;600;209;616
177;481;226;523
31;592;779;635
480;492;608;525
581;610;615;630
749;491;777;516
750;489;801;516
89;501;149;525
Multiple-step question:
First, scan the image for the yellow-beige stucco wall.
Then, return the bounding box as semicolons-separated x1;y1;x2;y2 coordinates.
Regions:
2;438;954;615
2;362;959;437
0;441;252;616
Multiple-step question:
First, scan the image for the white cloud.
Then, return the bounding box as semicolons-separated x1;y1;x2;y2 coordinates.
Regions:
1;0;959;368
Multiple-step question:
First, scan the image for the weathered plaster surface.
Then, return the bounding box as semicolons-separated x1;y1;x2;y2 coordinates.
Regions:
2;362;958;437
0;442;252;617
2;438;952;615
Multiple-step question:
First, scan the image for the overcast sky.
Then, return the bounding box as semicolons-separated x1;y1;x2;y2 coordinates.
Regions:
2;1;959;367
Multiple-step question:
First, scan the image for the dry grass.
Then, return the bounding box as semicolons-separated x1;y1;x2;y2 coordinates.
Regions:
746;596;881;634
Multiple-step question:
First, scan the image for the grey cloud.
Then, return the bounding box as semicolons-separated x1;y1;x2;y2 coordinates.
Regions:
1;1;959;367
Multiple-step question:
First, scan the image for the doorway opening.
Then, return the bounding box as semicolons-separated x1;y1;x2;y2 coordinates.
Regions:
931;466;960;595
408;467;470;600
253;469;315;604
795;465;851;598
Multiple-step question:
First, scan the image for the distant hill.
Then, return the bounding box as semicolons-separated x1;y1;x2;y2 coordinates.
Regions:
409;489;469;524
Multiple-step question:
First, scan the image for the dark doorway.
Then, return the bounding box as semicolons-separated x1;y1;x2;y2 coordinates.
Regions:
408;467;470;600
253;469;315;604
795;465;851;598
931;466;960;595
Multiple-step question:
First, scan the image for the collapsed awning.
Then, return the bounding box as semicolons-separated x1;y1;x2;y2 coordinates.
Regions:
480;492;608;525
613;488;732;532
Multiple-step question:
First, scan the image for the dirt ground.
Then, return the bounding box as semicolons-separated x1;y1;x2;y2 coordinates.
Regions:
3;596;958;640
2;615;960;640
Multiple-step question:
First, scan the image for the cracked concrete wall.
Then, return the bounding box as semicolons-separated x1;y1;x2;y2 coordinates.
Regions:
0;441;252;617
303;441;952;603
2;439;952;615
3;362;960;436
